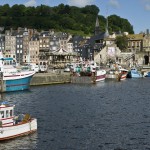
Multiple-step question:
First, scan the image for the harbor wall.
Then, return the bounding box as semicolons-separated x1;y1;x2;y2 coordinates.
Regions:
30;72;71;86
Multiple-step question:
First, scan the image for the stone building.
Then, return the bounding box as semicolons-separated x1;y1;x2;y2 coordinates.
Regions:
28;34;39;64
0;34;5;54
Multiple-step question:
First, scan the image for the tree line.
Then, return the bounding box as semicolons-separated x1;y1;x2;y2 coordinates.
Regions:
0;4;134;35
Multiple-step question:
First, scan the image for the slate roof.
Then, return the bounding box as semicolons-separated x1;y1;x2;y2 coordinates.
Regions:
127;34;144;40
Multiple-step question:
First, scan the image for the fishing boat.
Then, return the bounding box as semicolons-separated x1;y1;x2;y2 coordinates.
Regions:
143;71;150;77
71;61;106;83
0;101;37;140
127;68;142;78
119;68;129;80
106;64;128;81
0;52;35;92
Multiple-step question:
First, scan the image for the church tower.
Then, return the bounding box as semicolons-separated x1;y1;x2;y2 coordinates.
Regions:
94;16;101;35
104;16;109;37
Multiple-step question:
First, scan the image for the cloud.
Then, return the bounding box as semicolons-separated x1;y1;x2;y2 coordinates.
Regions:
141;0;150;11
108;0;120;8
145;4;150;10
67;0;94;7
25;0;37;6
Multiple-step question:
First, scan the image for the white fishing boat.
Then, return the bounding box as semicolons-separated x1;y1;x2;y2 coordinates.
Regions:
71;61;106;83
0;52;35;92
106;63;128;81
0;101;37;140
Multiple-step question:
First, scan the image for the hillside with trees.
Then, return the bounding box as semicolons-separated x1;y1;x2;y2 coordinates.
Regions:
0;4;134;35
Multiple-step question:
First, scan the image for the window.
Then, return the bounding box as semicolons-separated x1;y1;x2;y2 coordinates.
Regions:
10;110;13;116
6;110;9;118
0;111;4;118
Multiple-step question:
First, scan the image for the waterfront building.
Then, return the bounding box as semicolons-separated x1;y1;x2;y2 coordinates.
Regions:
49;34;60;51
58;32;69;50
0;34;5;54
5;30;11;57
127;33;144;65
16;31;24;64
1;25;150;68
39;31;50;66
143;29;150;64
23;30;29;63
72;35;83;57
29;34;39;64
10;31;16;61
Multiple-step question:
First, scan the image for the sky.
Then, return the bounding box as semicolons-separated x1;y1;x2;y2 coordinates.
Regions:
0;0;150;34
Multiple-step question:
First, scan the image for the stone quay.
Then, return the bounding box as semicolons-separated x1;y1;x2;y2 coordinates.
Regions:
30;71;71;86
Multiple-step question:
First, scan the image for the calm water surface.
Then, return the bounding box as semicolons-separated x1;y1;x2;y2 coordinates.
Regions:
1;78;150;150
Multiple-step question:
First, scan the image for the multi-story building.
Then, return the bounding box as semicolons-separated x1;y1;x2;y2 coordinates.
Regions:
67;38;73;53
23;30;29;63
59;32;70;50
127;33;144;65
127;34;143;53
72;35;83;58
142;30;150;64
10;31;16;61
39;31;50;66
49;34;60;51
29;34;39;64
5;30;11;57
16;31;24;64
0;34;5;53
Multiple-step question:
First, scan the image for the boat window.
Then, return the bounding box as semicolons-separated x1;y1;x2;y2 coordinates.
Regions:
0;111;4;118
10;110;12;116
6;110;9;118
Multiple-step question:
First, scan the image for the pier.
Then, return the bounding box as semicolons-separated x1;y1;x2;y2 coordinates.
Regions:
30;71;71;86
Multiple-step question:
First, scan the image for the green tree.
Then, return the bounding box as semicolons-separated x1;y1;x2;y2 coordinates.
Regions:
115;35;128;51
0;4;134;35
81;5;99;15
10;4;26;17
108;15;134;34
0;4;10;16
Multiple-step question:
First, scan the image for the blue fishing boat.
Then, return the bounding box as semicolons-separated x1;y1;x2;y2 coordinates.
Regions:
127;68;142;78
0;53;35;92
143;71;150;77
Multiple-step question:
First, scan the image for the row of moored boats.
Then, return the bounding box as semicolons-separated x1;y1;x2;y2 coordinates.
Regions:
69;61;149;83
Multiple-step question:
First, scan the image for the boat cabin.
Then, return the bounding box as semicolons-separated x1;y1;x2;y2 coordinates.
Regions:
0;102;14;127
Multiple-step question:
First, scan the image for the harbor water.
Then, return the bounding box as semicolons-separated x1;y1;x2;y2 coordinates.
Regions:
1;78;150;150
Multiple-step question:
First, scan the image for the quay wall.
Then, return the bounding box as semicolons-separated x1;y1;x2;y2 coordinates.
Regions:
30;72;71;86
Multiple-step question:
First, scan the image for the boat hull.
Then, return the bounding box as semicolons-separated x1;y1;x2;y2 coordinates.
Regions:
106;68;128;81
127;70;142;78
1;71;35;92
144;72;150;77
0;119;37;140
95;70;106;82
71;70;106;83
